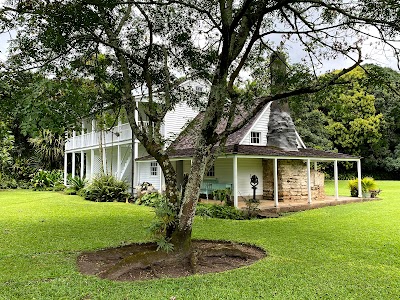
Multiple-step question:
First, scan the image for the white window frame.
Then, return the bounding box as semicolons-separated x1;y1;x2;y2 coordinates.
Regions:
206;165;215;177
250;131;261;144
195;86;203;93
150;162;158;176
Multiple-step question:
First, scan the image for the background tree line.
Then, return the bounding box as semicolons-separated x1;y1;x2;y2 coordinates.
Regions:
289;64;400;179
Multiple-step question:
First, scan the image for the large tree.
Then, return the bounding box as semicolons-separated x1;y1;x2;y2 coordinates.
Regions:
1;0;400;262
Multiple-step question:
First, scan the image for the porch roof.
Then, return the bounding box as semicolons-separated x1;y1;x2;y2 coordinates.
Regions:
136;144;360;161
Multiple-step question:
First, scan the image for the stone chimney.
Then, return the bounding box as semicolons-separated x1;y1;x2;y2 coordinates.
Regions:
267;51;298;151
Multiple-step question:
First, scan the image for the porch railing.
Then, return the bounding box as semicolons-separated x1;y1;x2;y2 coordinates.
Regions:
65;122;150;151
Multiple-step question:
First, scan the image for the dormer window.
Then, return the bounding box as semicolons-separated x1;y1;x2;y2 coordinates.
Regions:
195;86;203;93
250;132;261;144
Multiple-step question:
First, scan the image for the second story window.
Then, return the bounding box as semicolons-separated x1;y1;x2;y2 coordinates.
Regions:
250;132;261;144
150;162;158;176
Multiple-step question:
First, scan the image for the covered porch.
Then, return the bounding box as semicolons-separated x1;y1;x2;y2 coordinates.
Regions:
162;144;363;209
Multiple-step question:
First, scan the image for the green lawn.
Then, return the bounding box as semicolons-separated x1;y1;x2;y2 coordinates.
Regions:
1;182;399;299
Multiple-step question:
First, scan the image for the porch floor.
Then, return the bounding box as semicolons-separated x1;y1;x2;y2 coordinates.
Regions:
199;195;381;216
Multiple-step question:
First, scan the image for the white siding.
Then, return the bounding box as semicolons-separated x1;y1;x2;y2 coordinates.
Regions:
237;158;263;197
164;102;199;143
204;158;233;184
240;103;271;146
136;161;161;190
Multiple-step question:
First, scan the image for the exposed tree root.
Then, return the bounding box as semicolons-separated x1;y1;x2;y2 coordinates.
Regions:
78;240;266;281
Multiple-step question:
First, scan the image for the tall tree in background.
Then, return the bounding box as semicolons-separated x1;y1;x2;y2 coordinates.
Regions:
1;0;400;264
290;65;400;179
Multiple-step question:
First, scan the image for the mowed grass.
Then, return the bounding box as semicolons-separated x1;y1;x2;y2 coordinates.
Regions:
1;182;399;299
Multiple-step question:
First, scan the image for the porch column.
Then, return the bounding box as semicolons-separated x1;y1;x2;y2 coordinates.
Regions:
72;130;76;149
117;145;121;180
133;141;139;187
273;158;279;207
71;152;76;178
91;120;96;144
159;164;163;192
64;152;68;185
80;151;84;178
307;159;312;204
357;159;362;198
102;147;107;174
233;155;238;208
90;149;94;179
334;160;339;200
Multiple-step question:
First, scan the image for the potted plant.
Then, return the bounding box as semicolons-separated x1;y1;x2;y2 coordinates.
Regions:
348;178;359;197
361;177;377;198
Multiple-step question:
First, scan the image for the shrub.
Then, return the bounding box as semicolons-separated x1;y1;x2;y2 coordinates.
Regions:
212;188;232;205
196;203;244;220
135;192;163;207
0;176;18;189
31;169;63;190
68;176;87;192
64;187;77;195
82;174;130;202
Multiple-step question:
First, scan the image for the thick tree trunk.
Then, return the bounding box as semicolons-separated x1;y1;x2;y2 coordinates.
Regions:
171;142;212;253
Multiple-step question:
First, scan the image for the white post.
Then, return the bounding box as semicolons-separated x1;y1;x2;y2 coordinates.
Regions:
102;147;107;174
133;142;139;186
136;161;141;186
357;159;362;198
233;155;238;208
90;149;94;179
64;152;68;185
80;151;84;178
334;160;339;200
72;152;76;178
91;120;96;145
314;161;318;171
117;145;121;180
307;159;312;204
273;158;279;207
159;164;163;192
72;130;76;149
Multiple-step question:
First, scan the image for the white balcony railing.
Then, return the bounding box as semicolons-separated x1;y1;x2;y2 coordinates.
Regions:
65;122;150;151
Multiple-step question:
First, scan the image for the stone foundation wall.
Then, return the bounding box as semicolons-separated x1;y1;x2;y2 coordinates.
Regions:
263;159;325;202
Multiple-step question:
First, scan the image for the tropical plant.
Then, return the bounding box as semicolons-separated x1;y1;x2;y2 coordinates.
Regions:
136;192;163;207
195;203;244;220
68;176;87;192
212;188;232;204
31;169;63;190
361;177;378;193
348;179;359;197
29;130;65;170
348;177;378;197
82;175;129;202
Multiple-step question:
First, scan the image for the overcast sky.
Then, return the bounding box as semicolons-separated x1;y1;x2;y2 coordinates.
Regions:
0;24;399;74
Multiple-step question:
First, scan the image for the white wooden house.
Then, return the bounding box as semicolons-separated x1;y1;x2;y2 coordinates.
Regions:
64;82;363;208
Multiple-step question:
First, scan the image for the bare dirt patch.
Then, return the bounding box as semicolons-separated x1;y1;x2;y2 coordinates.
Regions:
77;240;266;281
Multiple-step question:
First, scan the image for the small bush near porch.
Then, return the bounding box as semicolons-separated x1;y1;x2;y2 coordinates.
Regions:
1;181;400;299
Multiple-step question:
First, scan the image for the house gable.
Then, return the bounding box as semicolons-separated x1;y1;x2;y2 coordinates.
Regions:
239;102;272;146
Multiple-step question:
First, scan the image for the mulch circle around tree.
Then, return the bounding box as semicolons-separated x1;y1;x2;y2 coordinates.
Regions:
77;240;266;281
